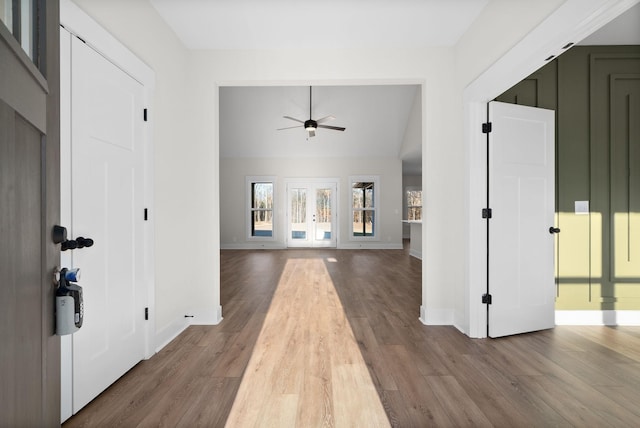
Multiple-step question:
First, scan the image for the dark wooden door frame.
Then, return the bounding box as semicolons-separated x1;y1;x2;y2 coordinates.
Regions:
0;1;60;425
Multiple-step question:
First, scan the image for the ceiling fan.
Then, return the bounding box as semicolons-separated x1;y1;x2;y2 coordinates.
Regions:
277;86;346;138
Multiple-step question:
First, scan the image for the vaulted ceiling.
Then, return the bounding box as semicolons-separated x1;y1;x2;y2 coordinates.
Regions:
150;1;639;177
219;84;421;168
151;0;491;177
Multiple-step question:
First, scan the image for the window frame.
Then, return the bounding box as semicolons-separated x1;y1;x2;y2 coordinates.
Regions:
349;175;380;241
405;186;422;221
0;0;45;72
246;176;277;241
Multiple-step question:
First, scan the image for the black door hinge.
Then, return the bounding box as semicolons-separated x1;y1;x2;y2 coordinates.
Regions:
143;108;148;122
144;208;148;221
482;122;492;133
144;307;149;320
482;294;492;304
482;208;492;219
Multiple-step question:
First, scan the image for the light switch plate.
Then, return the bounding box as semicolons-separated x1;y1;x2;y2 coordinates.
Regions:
575;200;589;215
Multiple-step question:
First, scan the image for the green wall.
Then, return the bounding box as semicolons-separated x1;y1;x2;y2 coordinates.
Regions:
496;46;640;310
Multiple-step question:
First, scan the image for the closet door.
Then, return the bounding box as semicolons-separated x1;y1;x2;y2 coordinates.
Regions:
69;35;146;413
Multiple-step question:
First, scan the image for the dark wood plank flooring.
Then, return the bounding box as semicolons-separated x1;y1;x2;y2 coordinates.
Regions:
64;245;640;427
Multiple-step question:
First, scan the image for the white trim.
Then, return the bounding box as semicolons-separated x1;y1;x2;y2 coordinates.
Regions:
463;0;640;339
420;307;454;325
221;242;287;250
151;310;226;349
339;243;403;250
215;79;425;341
59;28;73;423
188;305;224;326
60;0;155;88
59;2;156;421
221;242;403;250
142;92;156;360
409;249;422;260
556;310;640;326
154;317;190;353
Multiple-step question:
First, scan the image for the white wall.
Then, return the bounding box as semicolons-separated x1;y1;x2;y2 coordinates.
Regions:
220;157;403;249
68;0;635;344
455;0;566;83
71;0;221;345
189;46;462;325
398;87;422;161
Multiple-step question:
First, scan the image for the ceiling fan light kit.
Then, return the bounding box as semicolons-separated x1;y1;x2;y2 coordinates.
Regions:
304;120;317;131
278;86;346;138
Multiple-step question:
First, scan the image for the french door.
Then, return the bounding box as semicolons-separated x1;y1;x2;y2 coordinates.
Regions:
287;181;337;248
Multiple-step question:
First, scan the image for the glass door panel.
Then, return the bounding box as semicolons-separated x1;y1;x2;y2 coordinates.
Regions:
290;188;307;240
287;182;337;248
315;188;332;241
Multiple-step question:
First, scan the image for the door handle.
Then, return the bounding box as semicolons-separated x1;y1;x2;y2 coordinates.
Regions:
549;227;560;234
53;227;95;250
62;237;94;251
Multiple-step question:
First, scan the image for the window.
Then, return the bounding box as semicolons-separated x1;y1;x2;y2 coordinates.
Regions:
247;177;275;239
0;0;43;68
350;176;379;239
406;188;422;221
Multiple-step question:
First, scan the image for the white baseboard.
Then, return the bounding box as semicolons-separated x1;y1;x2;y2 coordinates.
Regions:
555;310;640;326
409;249;422;259
154;316;189;353
221;242;405;250
338;242;404;250
154;306;224;353
188;305;224;325
221;243;286;250
419;306;454;325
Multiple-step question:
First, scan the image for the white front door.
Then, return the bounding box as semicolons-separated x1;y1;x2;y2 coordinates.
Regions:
488;101;556;338
69;36;146;412
287;182;337;248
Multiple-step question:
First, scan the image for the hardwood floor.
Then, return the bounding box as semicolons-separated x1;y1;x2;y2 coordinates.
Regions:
64;247;640;427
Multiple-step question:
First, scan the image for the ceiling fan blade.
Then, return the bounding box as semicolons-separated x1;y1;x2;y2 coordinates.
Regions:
283;115;304;124
277;125;303;130
308;129;316;138
316;115;335;124
317;124;346;131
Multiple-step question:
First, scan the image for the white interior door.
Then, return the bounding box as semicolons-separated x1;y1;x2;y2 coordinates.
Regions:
287;182;337;248
488;101;556;338
70;36;146;412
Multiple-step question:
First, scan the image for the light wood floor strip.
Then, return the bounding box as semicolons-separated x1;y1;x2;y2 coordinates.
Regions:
63;246;640;427
224;258;390;427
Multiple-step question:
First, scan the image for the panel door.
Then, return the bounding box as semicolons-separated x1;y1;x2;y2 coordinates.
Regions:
70;35;146;412
488;101;556;338
288;182;337;248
